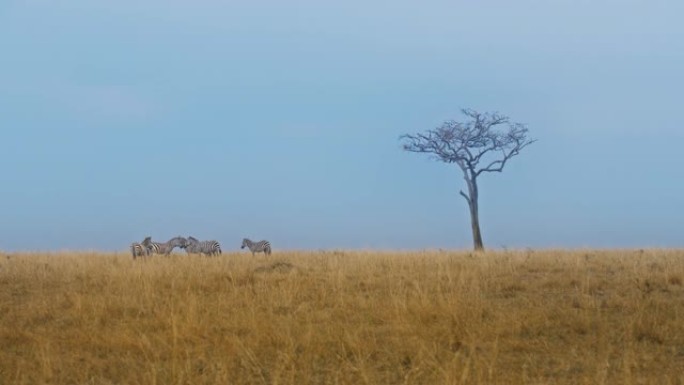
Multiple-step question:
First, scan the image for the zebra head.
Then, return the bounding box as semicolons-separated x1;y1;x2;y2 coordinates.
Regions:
241;238;250;249
142;236;152;246
187;236;199;245
169;236;188;249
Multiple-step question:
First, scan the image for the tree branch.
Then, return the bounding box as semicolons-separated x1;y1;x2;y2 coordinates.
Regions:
459;190;471;204
401;109;535;189
475;137;537;176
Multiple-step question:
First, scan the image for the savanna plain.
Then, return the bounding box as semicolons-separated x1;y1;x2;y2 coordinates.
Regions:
1;249;683;385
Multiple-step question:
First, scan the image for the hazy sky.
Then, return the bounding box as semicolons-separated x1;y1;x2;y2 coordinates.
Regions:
2;1;683;251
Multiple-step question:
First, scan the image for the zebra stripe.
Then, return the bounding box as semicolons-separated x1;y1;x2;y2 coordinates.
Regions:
186;236;221;256
241;238;272;256
130;242;151;259
132;236;155;259
147;236;188;256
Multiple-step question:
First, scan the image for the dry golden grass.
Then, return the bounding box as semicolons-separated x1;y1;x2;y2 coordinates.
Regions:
1;249;684;384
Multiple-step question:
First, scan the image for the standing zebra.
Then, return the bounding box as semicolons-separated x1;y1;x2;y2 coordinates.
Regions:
241;238;272;256
130;239;152;259
146;236;188;256
186;236;222;256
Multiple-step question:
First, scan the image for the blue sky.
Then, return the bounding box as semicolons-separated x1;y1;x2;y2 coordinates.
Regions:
1;0;683;251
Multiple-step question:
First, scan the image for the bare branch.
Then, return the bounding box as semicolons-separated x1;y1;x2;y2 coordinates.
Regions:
401;109;535;178
459;190;471;203
475;134;536;176
454;159;468;174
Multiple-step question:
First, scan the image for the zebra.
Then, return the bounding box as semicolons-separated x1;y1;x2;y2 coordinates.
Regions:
146;236;188;256
241;238;272;256
185;236;221;256
130;240;152;259
130;243;145;259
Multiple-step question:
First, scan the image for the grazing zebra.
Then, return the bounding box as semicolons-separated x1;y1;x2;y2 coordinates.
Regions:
241;238;272;256
185;236;222;256
130;241;151;259
146;236;188;256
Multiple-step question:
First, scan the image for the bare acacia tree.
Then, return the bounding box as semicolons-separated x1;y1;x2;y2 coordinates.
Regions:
401;109;535;251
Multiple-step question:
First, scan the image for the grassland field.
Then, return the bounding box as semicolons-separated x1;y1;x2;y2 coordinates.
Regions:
1;249;684;385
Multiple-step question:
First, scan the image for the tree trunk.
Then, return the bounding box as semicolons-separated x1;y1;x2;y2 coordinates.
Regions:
469;200;484;251
466;175;485;251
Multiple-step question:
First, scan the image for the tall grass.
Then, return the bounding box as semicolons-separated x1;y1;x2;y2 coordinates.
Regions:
1;249;683;384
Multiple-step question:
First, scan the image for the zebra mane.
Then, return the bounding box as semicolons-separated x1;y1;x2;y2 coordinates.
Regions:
142;236;151;245
188;236;199;243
